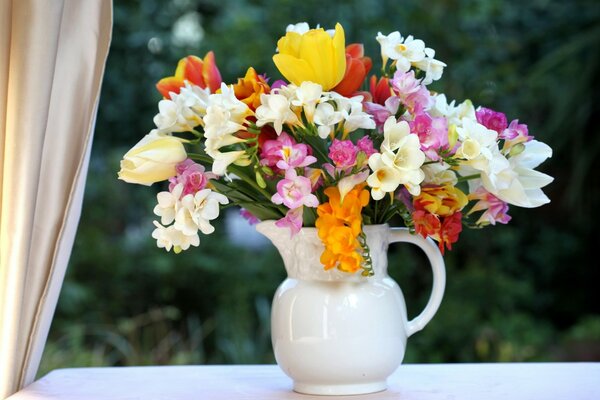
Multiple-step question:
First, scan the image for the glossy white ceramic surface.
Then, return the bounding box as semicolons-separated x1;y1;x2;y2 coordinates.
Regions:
256;221;445;396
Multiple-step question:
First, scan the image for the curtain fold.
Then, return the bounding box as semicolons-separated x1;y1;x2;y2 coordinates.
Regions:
0;1;112;397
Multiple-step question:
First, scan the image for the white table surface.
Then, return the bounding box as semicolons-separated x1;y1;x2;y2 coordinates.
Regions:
7;363;600;400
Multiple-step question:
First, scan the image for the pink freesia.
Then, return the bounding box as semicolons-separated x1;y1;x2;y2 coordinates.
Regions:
468;187;511;226
260;132;317;172
329;139;358;168
391;70;421;98
404;86;433;114
271;169;319;209
502;119;533;149
476;107;508;134
168;159;215;196
275;206;304;237
240;208;260;225
409;112;449;160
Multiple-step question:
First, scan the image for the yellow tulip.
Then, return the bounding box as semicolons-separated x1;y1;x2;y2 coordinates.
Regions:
273;23;346;91
118;133;187;185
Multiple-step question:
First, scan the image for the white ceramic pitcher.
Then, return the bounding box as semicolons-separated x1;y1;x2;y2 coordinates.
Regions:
256;221;446;396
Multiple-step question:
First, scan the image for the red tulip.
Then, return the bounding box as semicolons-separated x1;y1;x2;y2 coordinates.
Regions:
332;44;372;97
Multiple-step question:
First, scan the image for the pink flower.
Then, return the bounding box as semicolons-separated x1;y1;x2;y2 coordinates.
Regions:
468;187;511;226
260;132;317;172
275;206;304;237
476;107;508;134
240;208;260;225
404;86;433;114
391;70;421;98
271;169;319;209
356;136;376;158
168;159;214;196
409;112;449;160
329;139;358;168
502;119;533;144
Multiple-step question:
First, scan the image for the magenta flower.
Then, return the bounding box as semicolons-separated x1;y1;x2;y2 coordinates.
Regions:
271;169;319;209
329;139;358;168
409;112;449;160
356;136;376;158
468;187;512;226
275;206;304;237
169;159;214;196
260;132;317;172
476;107;508;134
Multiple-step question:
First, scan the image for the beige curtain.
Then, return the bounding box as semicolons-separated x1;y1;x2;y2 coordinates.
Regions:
0;1;112;397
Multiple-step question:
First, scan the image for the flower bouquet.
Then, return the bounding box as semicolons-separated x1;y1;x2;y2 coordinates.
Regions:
118;21;553;277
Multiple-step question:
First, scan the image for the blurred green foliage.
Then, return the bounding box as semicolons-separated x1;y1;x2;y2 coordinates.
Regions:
40;0;600;375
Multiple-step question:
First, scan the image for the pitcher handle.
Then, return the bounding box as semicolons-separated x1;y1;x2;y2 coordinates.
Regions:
389;227;446;337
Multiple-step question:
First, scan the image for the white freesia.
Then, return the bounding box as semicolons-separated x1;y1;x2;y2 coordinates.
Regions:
313;102;344;138
153;97;202;133
367;116;425;198
152;221;200;253
255;93;299;134
481;140;553;208
205;135;249;176
381;117;410;151
455;118;499;170
413;47;446;85
342;101;376;134
203;105;246;139
429;95;476;127
207;83;251;124
422;162;458;186
153;183;184;225
178;82;210;118
291;81;322;121
376;31;426;72
174;189;229;235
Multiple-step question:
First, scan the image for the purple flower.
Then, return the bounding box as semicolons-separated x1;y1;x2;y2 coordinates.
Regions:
240;208;260;225
468;187;511;226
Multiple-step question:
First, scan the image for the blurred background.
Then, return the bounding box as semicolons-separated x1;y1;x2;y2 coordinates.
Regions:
39;0;600;375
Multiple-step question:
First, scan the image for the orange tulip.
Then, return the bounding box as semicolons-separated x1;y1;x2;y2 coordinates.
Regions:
332;44;372;97
156;52;222;98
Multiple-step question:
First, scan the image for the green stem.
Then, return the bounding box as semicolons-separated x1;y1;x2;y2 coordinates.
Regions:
457;173;481;183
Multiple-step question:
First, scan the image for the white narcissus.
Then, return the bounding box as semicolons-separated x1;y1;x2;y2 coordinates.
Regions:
118;132;187;186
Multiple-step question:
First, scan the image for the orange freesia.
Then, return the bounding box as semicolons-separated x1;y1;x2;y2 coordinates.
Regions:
332;44;372;97
316;185;370;273
156;52;222;98
232;67;271;110
414;185;468;217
